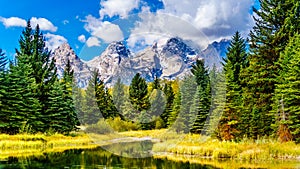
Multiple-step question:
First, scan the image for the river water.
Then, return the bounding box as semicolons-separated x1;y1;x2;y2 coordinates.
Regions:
1;141;299;169
0;143;214;169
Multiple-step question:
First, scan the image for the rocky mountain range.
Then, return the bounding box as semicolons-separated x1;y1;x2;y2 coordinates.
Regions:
52;37;230;88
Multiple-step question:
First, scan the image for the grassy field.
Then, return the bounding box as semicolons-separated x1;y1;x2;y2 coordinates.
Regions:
0;133;97;159
1;129;300;164
119;129;300;161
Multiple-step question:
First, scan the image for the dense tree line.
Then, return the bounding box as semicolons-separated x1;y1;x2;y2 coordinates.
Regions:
0;22;79;134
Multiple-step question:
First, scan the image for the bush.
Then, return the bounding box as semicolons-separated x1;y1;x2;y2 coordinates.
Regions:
106;117;139;132
85;119;114;134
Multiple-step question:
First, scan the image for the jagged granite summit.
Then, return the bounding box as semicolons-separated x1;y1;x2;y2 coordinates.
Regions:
52;38;230;88
52;43;91;88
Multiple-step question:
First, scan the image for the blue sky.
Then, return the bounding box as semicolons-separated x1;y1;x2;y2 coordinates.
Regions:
0;0;259;61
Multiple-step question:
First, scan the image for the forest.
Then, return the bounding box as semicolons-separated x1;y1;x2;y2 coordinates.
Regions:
0;0;299;144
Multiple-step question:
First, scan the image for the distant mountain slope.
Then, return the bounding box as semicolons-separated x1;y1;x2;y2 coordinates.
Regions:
52;38;230;88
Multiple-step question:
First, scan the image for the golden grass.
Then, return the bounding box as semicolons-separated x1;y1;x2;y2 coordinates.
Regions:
118;130;300;161
0;133;96;159
154;154;300;169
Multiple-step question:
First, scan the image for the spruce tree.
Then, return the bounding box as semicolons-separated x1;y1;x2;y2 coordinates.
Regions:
95;78;118;119
243;0;300;138
162;82;175;127
14;21;58;132
112;78;125;111
129;73;150;111
82;70;102;124
62;59;79;132
274;34;300;143
219;32;248;140
5;59;41;133
190;60;211;134
0;50;8;133
172;76;197;133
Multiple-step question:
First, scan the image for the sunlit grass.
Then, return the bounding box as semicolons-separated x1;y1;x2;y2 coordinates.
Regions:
1;129;300;163
118;130;300;161
154;154;300;169
0;132;96;159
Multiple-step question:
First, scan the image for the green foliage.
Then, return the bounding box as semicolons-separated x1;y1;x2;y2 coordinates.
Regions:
190;60;211;134
85;118;114;134
172;76;197;133
219;32;248;140
112;78;125;111
106;117;139;132
274;34;300;143
129;73;150;111
161;82;175;127
82;70;102;124
243;0;300;139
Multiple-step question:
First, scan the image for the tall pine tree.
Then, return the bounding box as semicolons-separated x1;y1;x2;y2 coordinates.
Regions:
274;34;300;143
243;0;300;138
219;32;248;140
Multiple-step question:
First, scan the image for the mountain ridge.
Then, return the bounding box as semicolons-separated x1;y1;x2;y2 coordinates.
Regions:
52;38;230;88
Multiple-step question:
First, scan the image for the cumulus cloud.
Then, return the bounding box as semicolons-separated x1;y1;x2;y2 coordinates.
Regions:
0;17;27;28
83;15;124;43
128;0;254;49
86;37;101;47
127;13;209;50
44;33;68;51
30;17;57;32
99;0;140;19
0;16;58;32
78;34;86;43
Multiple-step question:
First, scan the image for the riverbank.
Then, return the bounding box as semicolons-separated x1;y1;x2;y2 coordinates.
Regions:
0;133;97;159
1;130;300;162
118;129;300;162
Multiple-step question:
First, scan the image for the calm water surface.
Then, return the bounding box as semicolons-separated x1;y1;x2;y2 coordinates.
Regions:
0;141;216;169
1;141;299;169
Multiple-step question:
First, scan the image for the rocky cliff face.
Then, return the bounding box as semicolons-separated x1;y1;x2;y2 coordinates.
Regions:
53;38;230;88
51;43;91;88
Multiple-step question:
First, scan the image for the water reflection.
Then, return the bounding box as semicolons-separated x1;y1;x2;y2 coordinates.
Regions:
0;141;215;169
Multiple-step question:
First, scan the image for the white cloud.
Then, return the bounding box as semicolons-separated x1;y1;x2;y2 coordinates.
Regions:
0;17;27;28
0;16;58;32
78;34;86;43
83;15;124;43
99;0;140;19
128;0;254;49
62;20;69;25
127;13;209;50
30;17;57;32
86;37;101;47
44;33;68;51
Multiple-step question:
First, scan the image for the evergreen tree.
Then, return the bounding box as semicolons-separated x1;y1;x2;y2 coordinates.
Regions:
112;78;125;112
172;76;197;133
190;60;211;134
73;86;85;124
168;89;181;127
4;59;41;133
13;21;58;132
148;88;166;128
162;82;175;127
0;50;8;133
219;32;248;140
243;0;300;138
274;34;300;143
0;49;7;71
61;59;79;132
129;73;150;111
95;78;118;119
82;70;102;124
152;76;161;90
